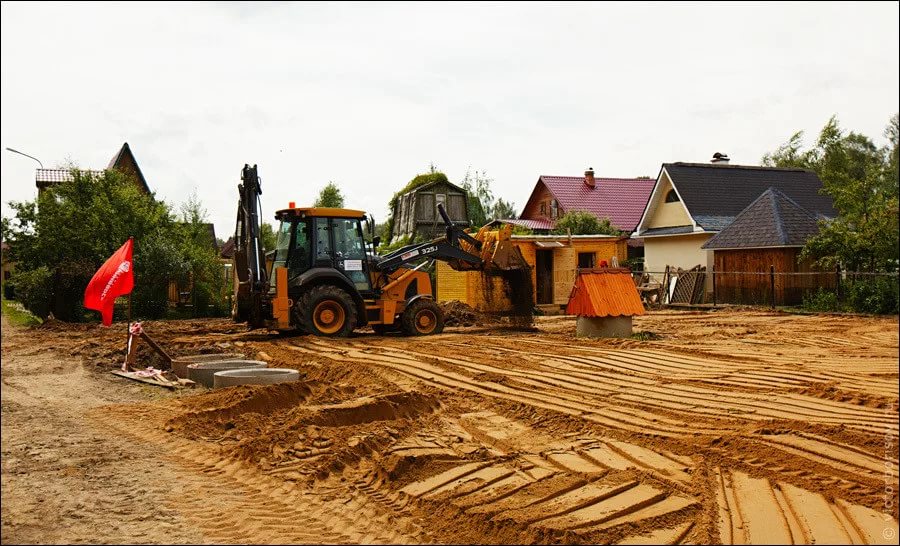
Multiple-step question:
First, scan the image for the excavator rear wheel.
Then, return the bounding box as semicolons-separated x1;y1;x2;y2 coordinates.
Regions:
297;285;357;337
401;299;444;336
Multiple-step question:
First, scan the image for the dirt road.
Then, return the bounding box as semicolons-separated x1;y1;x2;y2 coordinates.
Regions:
2;309;898;544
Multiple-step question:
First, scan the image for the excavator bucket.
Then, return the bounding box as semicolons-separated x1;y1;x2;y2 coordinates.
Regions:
459;224;530;272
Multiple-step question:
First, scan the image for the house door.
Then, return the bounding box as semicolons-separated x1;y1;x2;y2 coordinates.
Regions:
536;250;553;304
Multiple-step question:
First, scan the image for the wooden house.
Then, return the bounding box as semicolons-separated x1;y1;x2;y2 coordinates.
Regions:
701;187;830;305
391;179;470;241
35;142;151;196
632;157;836;298
503;169;654;261
512;169;654;234
436;233;628;314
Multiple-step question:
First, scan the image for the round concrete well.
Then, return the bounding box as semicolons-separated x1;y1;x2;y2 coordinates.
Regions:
576;316;633;338
172;353;244;378
213;368;300;389
187;360;267;388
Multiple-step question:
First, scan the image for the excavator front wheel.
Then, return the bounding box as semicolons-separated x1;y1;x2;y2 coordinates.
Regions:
401;299;444;336
297;285;357;337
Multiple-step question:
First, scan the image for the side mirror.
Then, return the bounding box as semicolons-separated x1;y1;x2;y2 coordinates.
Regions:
373;235;381;248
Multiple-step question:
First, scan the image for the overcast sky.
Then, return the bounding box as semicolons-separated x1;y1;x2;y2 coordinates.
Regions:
2;1;898;241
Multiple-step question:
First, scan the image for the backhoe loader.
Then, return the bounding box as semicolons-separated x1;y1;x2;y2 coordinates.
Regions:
231;164;530;337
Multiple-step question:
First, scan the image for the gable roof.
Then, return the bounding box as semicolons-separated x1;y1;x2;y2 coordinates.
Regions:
220;237;236;259
642;162;834;234
397;178;467;197
522;176;655;232
565;269;645;317
35;142;151;193
701;187;822;250
107;142;151;193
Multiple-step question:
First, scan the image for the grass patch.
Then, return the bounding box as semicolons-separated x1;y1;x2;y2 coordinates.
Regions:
1;291;42;327
630;330;661;341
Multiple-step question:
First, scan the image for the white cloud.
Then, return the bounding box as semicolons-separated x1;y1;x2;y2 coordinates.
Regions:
2;1;898;241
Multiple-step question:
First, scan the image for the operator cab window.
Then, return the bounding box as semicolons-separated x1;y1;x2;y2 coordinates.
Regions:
315;218;331;264
273;221;293;270
332;218;369;291
290;220;311;273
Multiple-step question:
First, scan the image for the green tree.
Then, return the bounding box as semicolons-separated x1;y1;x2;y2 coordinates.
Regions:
550;211;622;236
763;114;899;272
6;168;182;320
492;198;517;220
177;192;228;317
259;222;277;252
314;181;345;208
460;168;517;226
5;169;229;320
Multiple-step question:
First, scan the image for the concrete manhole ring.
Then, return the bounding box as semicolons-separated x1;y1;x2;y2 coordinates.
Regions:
213;368;301;389
171;353;244;378
187;360;267;388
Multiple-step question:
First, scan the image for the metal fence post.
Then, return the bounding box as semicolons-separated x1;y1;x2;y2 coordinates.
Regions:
835;264;842;302
770;265;776;309
712;265;717;308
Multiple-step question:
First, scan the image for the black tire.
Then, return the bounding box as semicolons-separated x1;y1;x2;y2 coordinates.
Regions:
401;299;444;336
296;285;357;337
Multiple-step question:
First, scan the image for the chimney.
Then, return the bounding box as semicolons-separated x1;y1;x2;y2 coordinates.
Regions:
711;152;730;164
584;167;595;188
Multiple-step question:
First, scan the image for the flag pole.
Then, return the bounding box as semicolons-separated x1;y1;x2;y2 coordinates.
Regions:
125;237;134;369
127;236;134;324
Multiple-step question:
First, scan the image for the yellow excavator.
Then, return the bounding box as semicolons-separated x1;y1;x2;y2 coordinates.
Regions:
232;164;530;336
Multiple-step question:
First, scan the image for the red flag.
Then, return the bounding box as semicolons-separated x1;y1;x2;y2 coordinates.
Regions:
84;238;134;326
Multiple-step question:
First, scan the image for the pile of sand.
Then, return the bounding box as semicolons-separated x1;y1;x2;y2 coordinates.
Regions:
439;301;504;327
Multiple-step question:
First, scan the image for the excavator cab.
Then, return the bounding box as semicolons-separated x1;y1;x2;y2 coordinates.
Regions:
271;207;373;296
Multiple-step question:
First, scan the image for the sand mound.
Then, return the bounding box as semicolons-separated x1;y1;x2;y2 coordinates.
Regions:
169;382;313;437
440;301;503;327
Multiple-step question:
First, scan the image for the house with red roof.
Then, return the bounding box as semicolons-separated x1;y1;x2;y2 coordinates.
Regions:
434;168;653;313
509;168;655;234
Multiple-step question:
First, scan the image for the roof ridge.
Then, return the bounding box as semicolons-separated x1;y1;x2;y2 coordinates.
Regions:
665;162;814;174
768;189;789;245
540;175;653;180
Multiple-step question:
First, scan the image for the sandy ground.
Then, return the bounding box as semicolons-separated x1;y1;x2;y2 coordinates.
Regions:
1;309;898;544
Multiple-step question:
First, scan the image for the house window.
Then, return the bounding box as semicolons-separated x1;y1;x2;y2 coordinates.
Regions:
665;189;681;203
577;252;595;269
550;199;559;219
540;202;547;216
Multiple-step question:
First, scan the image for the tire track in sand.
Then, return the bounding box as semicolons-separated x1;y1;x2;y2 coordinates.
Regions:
714;468;898;544
89;405;426;544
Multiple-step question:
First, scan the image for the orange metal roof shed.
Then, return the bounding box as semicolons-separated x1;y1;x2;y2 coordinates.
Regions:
566;268;645;318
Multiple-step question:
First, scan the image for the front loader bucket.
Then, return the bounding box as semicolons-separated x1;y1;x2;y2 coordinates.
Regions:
470;224;529;272
487;238;529;270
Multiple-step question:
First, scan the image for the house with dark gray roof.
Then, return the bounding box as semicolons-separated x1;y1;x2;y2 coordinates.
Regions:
701;187;823;251
632;157;835;297
700;187;831;305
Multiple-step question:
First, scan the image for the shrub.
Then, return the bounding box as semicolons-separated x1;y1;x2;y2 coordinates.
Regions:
551;211;621;236
801;288;841;313
10;266;53;319
845;276;899;315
